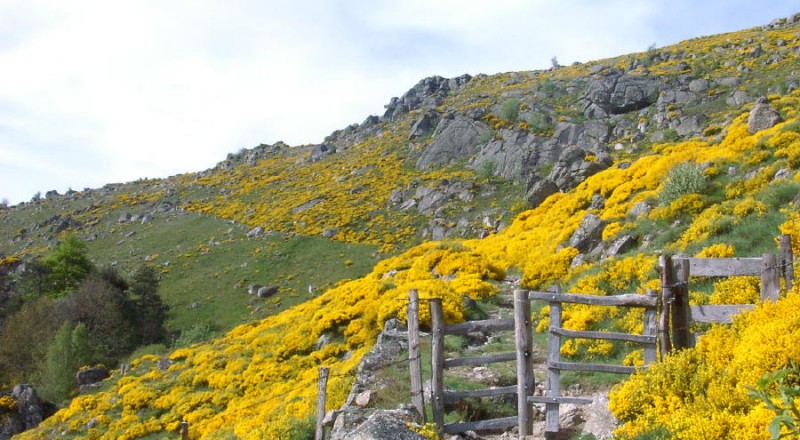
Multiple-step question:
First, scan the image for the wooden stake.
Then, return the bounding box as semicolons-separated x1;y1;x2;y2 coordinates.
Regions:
315;367;329;440
406;289;425;422
430;298;445;435
514;289;533;438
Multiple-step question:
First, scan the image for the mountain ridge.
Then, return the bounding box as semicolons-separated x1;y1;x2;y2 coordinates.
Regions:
1;12;800;439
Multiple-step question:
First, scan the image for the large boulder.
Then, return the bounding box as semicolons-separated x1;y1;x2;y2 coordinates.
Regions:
583;71;661;115
748;97;783;134
331;408;424;440
76;367;110;386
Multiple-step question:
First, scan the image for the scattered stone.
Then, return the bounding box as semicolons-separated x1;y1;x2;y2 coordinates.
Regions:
322;228;338;238
582;394;617;439
603;235;638;259
248;284;263;295
355;390;373;407
12;384;44;431
246;227;264;238
292;198;325;214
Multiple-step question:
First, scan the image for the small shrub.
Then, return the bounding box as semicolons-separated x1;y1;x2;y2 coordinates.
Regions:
658;163;707;205
500;98;521;122
749;360;800;440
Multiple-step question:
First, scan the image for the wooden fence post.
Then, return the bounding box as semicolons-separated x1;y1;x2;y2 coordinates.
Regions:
762;254;781;301
180;421;189;440
545;285;562;440
671;258;692;350
643;289;658;365
780;235;794;291
406;289;426;422
514;289;533;438
315;367;329;440
429;298;445;434
659;255;673;354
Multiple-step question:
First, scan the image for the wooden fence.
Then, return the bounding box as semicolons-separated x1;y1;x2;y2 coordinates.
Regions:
313;236;796;439
515;287;659;439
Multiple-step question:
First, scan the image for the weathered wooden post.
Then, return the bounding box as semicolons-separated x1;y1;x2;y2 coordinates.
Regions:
315;367;329;440
671;258;692;350
406;289;426;422
514;289;534;438
780;235;794;291
644;289;658;364
180;421;189;440
659;255;673;354
761;254;781;301
429;298;445;434
545;285;562;440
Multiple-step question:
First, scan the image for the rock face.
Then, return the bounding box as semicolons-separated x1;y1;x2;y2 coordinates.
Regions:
416;115;487;169
748;97;783;133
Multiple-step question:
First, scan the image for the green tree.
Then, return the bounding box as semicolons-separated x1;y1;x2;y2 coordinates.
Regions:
39;322;77;404
42;236;93;297
0;297;59;384
71;322;92;368
129;265;169;346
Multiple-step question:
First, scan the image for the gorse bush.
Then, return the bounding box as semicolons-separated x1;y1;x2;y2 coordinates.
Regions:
749;360;800;439
658;162;707;205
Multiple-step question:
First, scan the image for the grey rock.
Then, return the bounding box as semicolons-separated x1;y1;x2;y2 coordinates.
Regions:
688;78;709;92
590;194;606;210
248;284;263;295
310;144;331;162
568;214;606;253
582;394;617;439
629;201;652;218
322;228;338;238
246;227;264;238
408;112;437;140
389;189;405;205
340;410;425;440
603;235;638;259
76;367;110;386
140;213;153;224
726;90;752;106
583;73;661;115
416;116;487;169
526;179;559;208
292;198;325;214
11;384;43;431
257;285;279;298
748;97;783;134
383;75;471;120
674;114;707;136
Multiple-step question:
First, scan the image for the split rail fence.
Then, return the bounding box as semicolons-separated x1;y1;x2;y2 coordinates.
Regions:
313;236;795;440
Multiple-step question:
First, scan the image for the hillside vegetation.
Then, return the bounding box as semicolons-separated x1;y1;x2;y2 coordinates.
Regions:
2;13;800;440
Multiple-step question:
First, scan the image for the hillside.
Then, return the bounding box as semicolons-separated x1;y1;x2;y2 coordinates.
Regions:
2;12;800;439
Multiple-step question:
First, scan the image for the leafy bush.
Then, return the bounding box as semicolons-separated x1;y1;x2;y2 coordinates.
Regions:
749;360;800;440
658;163;707;205
499;98;521;122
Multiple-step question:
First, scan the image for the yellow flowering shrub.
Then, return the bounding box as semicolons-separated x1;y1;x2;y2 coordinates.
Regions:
610;291;800;439
695;243;735;258
708;276;761;305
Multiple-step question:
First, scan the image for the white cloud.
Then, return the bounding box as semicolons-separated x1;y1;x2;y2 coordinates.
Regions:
1;0;798;204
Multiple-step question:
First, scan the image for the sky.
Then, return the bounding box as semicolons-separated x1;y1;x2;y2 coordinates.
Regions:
1;1;798;205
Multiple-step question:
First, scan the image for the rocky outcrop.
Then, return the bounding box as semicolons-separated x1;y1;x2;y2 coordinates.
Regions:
384;75;472;120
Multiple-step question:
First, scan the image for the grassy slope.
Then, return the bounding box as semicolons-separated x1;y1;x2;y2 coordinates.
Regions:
5;15;800;439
